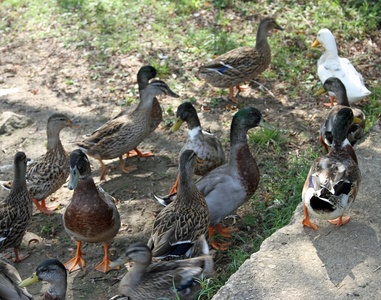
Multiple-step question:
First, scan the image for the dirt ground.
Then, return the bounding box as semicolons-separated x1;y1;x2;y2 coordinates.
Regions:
0;30;380;299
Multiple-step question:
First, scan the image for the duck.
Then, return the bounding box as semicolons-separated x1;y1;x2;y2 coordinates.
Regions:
147;150;210;259
19;259;67;300
316;77;366;152
0;152;33;262
302;107;362;230
199;17;283;102
63;149;121;273
168;102;225;193
1;114;78;215
102;66;160;157
109;235;213;300
155;107;272;249
0;258;33;299
77;80;179;180
311;28;371;107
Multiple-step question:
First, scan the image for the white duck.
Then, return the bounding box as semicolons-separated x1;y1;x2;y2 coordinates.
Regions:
311;28;371;106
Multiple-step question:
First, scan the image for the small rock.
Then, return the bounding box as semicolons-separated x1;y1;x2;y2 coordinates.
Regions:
0;111;33;135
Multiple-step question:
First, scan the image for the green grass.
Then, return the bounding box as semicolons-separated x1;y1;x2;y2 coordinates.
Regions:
1;0;380;299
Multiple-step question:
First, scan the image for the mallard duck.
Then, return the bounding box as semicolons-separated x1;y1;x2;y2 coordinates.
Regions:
316;77;366;152
199;17;283;102
19;259;67;300
169;102;225;193
109;235;213;300
77;80;179;180
302;108;362;230
148;150;210;259
26;113;78;215
63;149;121;273
0;152;33;262
155;107;272;249
0;258;33;299
311;28;371;107
107;66;160;157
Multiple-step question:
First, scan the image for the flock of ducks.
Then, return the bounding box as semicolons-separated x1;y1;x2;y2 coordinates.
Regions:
0;16;372;300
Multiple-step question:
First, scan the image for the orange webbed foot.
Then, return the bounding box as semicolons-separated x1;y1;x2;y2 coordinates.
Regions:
215;224;237;238
12;248;30;262
118;156;138;174
328;216;350;226
302;203;318;230
64;241;85;272
125;148;154;158
33;199;58;215
95;243;119;273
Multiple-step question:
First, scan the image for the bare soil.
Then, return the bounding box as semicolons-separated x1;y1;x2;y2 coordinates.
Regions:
0;29;380;299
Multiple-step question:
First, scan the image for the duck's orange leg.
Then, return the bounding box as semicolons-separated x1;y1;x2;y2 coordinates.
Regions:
302;203;318;230
328;216;350;226
95;243;119;273
319;135;329;154
214;224;237;238
208;226;232;250
323;96;337;107
118;156;137;173
12;248;30;262
169;174;179;194
125;148;154;158
228;86;238;102
33;199;58;215
98;158;108;181
64;241;85;272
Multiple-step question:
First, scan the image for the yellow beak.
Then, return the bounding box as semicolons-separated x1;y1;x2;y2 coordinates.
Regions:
311;39;320;47
19;272;39;287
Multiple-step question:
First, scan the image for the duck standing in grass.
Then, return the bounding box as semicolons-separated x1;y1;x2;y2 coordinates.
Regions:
0;152;33;262
63;149;121;273
311;28;371;107
77;80;179;180
19;259;67;300
199;17;283;102
0;258;33;299
168;102;225;194
302;108;362;230
148;150;210;259
155;107;272;249
109;235;213;299
316;77;366;152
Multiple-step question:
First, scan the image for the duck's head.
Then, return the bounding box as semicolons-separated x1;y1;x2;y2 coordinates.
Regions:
68;149;92;190
233;107;273;131
47;113;79;133
137;65;157;91
315;77;349;105
170;102;199;133
109;243;152;267
311;28;336;49
332;107;362;147
140;80;180;100
260;17;284;31
19;259;67;299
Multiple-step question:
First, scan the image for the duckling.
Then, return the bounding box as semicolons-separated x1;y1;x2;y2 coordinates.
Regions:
63;149;120;273
109;235;213;299
148;150;210;259
19;259;67;300
0;258;33;299
311;28;371;107
302;108;362;230
169;102;225;193
27;113;78;215
316;77;366;152
77;80;179;180
0;152;33;262
199;17;283;102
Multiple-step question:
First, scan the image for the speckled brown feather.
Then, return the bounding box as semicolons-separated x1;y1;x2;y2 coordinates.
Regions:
236;143;260;195
0;153;33;254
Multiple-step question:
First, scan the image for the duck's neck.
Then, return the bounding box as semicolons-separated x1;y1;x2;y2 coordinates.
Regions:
335;89;350;106
9;163;28;203
47;127;64;151
177;163;198;197
124;262;148;287
45;278;67;300
187;126;203;142
323;41;339;59
136;90;156;111
255;24;270;53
